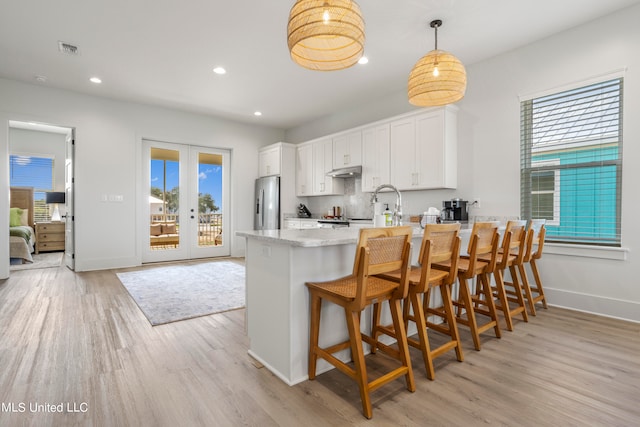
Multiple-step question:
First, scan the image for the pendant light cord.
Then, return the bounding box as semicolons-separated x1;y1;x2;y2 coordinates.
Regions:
434;24;438;50
430;19;442;50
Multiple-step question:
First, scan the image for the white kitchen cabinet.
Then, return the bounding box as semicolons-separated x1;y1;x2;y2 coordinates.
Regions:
296;143;313;196
300;219;318;229
333;130;362;168
415;108;457;189
313;139;344;196
361;124;391;192
390;107;457;190
283;219;301;229
258;142;298;228
296;140;343;197
259;145;281;177
283;218;319;229
390;116;417;190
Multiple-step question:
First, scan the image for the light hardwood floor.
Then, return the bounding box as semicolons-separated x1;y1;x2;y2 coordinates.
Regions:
1;260;639;426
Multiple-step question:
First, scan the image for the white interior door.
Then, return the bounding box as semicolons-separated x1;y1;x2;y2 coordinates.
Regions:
142;140;230;263
64;129;75;270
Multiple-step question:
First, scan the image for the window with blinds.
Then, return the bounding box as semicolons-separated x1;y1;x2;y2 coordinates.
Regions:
520;78;622;246
9;154;55;222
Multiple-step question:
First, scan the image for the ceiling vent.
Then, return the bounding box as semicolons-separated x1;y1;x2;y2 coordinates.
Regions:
58;41;79;55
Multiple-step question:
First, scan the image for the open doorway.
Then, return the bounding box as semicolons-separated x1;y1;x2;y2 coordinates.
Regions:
8;121;75;271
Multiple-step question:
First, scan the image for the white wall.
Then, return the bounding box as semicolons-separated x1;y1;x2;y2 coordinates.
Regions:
460;5;640;321
0;78;284;274
285;90;414;144
285;4;640;322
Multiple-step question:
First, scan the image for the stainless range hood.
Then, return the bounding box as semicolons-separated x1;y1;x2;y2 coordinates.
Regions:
326;165;362;178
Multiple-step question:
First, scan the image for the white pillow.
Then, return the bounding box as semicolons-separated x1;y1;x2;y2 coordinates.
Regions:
20;209;29;226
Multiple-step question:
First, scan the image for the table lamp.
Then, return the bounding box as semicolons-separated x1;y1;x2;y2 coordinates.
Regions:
45;191;65;222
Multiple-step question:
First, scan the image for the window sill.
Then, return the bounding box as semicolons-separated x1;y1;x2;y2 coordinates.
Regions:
545;243;629;261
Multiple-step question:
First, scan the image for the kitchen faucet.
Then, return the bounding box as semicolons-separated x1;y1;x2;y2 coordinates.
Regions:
370;184;403;226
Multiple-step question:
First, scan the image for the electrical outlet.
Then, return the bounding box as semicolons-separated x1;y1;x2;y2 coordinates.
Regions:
472;198;481;208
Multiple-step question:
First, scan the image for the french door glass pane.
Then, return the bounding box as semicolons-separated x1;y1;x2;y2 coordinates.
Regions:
150;147;180;250
197;152;223;247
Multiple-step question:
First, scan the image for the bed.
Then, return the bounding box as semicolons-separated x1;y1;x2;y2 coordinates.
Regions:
9;187;35;264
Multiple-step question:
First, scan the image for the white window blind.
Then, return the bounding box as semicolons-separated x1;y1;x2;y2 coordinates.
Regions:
10;154;55;222
520;78;622;246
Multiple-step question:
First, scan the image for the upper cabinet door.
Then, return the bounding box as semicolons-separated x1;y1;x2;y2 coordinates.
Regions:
296;144;313;196
362;124;390;192
312;139;331;194
390;107;457;191
312;139;344;196
333;131;362;168
389;117;417;191
415;109;457;189
259;146;281;177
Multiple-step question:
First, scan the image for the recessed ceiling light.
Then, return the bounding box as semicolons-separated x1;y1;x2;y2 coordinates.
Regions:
254;111;262;116
358;56;369;65
213;67;226;75
89;77;102;84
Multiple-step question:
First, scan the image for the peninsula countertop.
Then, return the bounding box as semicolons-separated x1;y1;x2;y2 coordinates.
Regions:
236;227;422;247
236;223;474;248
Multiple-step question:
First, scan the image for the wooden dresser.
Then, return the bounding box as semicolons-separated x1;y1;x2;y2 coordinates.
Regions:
35;222;65;254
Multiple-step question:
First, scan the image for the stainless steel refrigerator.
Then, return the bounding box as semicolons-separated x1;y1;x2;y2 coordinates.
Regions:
254;176;280;230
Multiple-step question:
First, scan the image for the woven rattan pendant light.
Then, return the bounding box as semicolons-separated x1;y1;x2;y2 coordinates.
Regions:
287;0;365;71
408;19;467;106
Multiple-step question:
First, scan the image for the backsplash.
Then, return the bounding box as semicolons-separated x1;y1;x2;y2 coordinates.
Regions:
303;177;463;220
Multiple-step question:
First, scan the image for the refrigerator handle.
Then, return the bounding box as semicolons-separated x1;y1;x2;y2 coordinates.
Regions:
257;189;264;228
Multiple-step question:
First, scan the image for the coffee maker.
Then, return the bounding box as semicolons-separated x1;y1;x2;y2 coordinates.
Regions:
442;199;468;221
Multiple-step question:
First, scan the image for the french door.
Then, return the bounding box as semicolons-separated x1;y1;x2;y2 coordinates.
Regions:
142;140;230;263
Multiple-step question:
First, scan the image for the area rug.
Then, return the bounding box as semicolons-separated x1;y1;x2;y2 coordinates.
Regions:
116;261;245;326
10;252;64;271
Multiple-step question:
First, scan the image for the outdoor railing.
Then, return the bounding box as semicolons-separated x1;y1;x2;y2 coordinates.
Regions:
150;213;222;247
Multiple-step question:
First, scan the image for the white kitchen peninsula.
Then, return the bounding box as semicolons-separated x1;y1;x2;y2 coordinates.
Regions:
236;226;472;386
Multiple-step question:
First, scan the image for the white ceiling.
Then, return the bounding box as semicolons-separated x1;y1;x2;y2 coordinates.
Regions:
1;0;639;130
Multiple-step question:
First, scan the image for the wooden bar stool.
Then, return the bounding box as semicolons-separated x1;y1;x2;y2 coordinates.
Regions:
480;220;529;331
434;222;502;351
372;223;463;380
306;226;415;419
520;219;548;315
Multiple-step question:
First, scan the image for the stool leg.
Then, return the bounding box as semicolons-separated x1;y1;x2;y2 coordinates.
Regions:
402;295;412;333
345;308;372;419
518;263;537;316
410;291;435;380
441;284;464;362
389;298;416;392
370;302;381;354
493;267;514;331
530;259;548;309
458;277;481;351
509;265;529;323
308;293;322;380
479;272;502;339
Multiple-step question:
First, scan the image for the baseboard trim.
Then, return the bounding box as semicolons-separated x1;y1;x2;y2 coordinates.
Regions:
545;287;640;323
